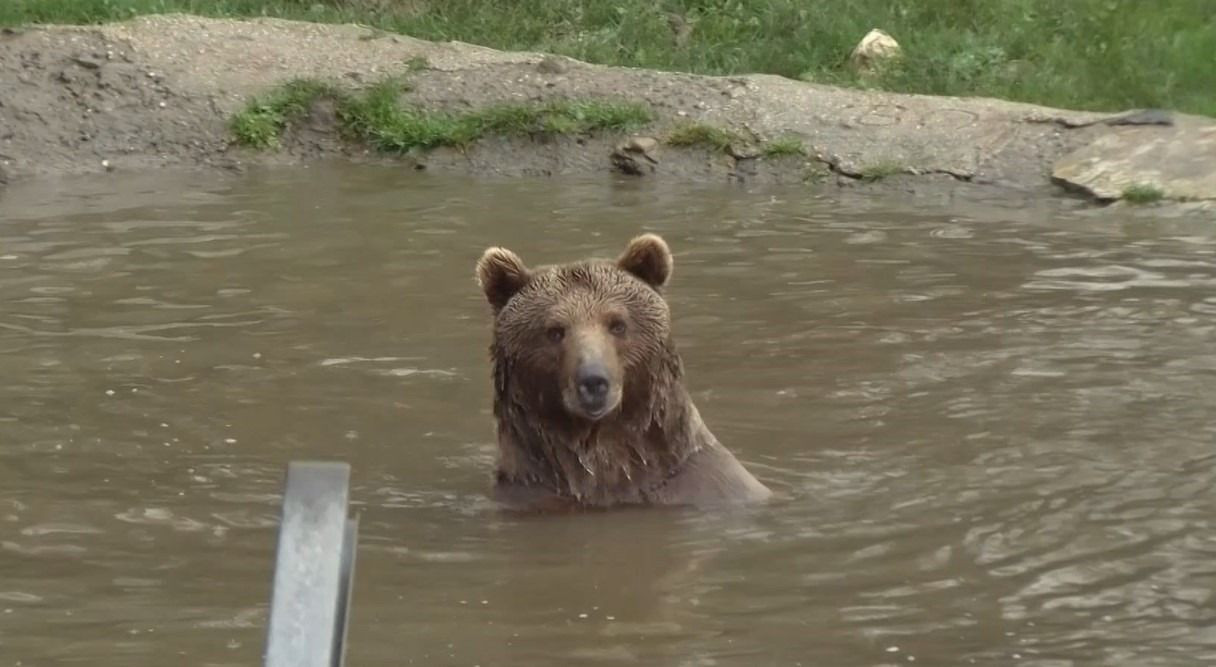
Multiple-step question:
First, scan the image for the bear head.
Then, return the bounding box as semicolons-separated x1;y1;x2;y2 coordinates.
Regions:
475;234;676;424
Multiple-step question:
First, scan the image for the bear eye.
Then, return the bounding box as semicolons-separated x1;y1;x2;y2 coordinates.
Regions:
608;319;627;336
546;325;566;343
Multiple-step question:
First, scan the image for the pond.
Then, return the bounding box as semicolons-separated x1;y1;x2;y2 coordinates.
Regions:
1;164;1214;666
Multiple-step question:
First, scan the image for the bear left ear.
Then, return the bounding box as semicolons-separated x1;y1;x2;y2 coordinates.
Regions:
617;233;673;289
476;247;531;313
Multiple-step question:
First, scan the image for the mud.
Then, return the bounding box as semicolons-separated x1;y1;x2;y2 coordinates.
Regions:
1;14;1213;205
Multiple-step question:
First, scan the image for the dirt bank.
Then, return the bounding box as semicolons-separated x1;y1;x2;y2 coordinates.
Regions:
1;14;1213;205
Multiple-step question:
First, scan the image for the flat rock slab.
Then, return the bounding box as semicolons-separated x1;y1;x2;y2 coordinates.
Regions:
1052;114;1216;201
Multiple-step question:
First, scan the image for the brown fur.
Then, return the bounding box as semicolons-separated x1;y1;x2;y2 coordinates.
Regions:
475;234;772;510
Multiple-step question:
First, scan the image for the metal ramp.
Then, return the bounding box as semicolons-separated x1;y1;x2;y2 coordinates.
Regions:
263;461;359;667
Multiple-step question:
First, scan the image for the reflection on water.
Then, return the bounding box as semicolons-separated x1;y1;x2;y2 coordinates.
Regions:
1;165;1214;666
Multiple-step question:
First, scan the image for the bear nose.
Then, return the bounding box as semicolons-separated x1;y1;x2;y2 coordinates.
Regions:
576;364;611;404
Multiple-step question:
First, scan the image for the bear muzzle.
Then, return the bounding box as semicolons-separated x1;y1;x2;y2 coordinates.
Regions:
568;360;621;420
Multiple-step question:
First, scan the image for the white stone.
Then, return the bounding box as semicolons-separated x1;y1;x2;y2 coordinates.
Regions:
849;28;902;74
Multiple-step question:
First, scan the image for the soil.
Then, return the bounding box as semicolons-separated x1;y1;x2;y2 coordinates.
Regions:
0;14;1211;205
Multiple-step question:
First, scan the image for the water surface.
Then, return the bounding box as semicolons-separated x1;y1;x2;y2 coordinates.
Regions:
1;165;1214;666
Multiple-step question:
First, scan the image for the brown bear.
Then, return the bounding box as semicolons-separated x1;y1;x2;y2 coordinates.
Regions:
474;233;772;511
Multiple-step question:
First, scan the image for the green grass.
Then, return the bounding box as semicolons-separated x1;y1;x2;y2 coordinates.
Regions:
665;123;741;152
1122;183;1165;204
231;76;653;151
229;78;339;149
761;136;806;158
857;161;906;182
3;1;1215;118
666;127;808;158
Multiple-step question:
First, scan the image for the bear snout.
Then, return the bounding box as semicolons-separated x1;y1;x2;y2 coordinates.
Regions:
565;359;621;420
576;362;611;402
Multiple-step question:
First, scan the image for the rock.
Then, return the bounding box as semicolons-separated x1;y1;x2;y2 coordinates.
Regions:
536;55;567;75
666;12;695;48
1031;108;1176;129
1051;114;1216;201
1107;109;1174;127
849;29;901;75
619;136;659;156
611;136;660;175
71;56;102;70
727;145;761;160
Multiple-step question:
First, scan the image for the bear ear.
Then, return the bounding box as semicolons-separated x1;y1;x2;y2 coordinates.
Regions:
617;233;673;289
476;247;531;312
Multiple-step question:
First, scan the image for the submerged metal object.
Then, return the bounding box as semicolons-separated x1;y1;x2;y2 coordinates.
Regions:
264;461;360;667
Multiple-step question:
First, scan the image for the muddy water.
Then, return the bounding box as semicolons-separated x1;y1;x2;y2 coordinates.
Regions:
1;165;1214;667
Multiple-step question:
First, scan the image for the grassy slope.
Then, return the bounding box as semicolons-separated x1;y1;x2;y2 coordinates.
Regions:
4;0;1214;117
228;76;654;150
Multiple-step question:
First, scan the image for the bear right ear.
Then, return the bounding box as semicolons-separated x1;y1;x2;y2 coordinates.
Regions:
476;247;531;312
617;233;673;289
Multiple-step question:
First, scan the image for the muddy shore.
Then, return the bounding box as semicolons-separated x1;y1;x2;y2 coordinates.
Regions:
1;14;1213;207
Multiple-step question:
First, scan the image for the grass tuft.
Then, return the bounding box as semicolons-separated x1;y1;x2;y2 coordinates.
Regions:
233;76;653;152
336;77;472;151
762;136;806;158
857;161;905;182
476;100;653;137
665;123;741;152
1122;183;1165;204
229;78;339;148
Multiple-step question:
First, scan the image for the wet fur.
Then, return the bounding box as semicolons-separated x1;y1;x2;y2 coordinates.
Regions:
477;235;772;510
